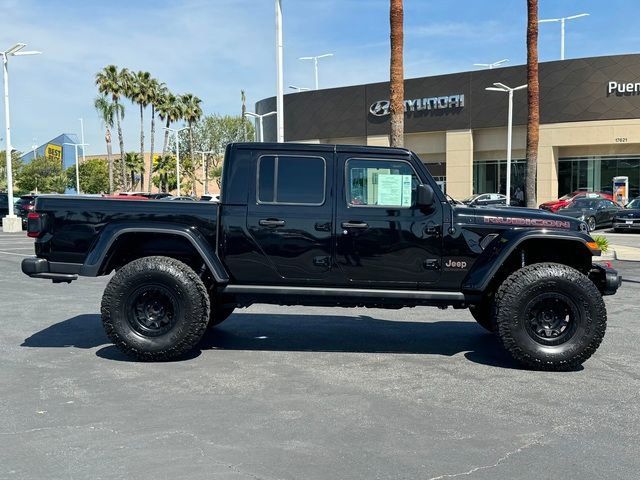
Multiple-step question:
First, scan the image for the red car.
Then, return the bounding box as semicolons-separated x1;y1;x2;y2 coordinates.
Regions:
540;191;615;212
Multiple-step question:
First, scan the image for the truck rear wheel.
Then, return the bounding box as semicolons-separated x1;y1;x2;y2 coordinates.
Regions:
494;263;607;371
101;256;210;361
469;297;496;333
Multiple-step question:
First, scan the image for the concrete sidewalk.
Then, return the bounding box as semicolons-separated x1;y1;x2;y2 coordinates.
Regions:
602;244;640;261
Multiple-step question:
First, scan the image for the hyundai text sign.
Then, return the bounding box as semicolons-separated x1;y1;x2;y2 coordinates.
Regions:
369;94;465;117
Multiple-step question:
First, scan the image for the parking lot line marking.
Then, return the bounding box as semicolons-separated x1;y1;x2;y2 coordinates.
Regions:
0;250;30;257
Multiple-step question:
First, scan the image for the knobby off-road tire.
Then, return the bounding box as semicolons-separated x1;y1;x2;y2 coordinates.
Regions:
494;262;607;371
101;256;210;361
469;297;496;333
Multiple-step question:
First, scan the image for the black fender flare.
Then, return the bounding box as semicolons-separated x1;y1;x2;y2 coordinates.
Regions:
79;222;229;284
461;229;597;294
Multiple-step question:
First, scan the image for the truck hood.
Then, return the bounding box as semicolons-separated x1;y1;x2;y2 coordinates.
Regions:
453;205;585;232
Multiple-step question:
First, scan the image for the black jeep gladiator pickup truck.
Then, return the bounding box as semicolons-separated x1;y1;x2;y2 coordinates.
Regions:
22;143;621;370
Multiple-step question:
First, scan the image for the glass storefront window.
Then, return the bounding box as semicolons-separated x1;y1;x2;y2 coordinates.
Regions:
558;156;640;200
473;159;527;206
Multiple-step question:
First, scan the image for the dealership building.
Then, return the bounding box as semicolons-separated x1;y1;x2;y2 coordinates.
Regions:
256;53;640;204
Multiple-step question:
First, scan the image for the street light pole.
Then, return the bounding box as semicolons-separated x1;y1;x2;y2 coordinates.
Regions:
2;43;41;232
299;53;333;90
539;13;589;60
485;82;527;206
245;111;277;142
63;142;89;194
289;85;310;92
79;118;87;165
473;59;509;69
163;126;189;196
275;0;284;142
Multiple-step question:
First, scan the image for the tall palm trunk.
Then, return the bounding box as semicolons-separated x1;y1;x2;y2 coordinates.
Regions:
115;99;127;190
525;0;540;207
149;105;155;192
162;117;170;155
139;104;145;191
389;0;404;148
188;122;196;189
105;128;114;194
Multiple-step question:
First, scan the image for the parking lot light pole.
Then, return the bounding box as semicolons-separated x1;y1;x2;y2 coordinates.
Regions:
63;142;89;194
473;59;509;69
539;13;589;60
163;126;189;196
245;111;277;142
275;0;284;142
2;43;41;232
299;53;333;90
485;82;527;206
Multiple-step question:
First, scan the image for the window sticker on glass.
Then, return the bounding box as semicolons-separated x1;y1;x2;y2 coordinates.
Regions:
377;174;412;206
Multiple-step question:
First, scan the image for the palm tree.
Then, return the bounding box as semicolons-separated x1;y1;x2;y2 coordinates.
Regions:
389;0;404;147
124;152;144;190
526;0;539;207
95;65;129;190
180;93;203;183
93;95;124;194
128;71;153;191
153;154;175;192
241;90;247;141
157;92;183;155
148;79;166;191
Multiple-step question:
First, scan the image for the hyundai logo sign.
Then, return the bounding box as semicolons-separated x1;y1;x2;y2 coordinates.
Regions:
369;94;465;117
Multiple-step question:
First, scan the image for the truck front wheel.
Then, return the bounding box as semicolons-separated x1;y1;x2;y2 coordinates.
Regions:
494;263;607;371
101;256;210;361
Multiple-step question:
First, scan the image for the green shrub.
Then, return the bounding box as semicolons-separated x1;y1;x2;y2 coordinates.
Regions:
592;235;609;253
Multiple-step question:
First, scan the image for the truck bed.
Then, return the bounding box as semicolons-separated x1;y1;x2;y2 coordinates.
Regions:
33;196;219;264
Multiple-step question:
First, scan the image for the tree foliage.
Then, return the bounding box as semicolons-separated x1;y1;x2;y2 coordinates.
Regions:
17;157;66;193
168;114;254;189
66;158;110;194
0;151;23;192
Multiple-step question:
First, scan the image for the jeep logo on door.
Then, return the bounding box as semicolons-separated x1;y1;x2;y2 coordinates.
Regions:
443;258;469;270
369;94;465;117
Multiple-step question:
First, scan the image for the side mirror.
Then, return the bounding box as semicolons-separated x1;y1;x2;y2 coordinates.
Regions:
416;184;435;208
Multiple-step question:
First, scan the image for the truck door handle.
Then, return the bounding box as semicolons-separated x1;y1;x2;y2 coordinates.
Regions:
341;221;368;229
259;219;285;227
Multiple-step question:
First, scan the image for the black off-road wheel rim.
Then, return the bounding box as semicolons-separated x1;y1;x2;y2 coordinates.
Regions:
587;217;596;232
524;292;579;346
126;284;180;337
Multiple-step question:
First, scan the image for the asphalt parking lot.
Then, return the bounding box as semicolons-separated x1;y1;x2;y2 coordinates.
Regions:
1;231;639;480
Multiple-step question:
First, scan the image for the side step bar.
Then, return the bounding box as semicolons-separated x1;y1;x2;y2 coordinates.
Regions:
223;285;467;302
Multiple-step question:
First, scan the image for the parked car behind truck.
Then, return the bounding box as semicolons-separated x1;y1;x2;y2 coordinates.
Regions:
22;143;620;370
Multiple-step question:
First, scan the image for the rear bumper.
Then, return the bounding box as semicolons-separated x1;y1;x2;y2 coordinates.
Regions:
589;263;622;296
21;257;78;283
613;220;640;230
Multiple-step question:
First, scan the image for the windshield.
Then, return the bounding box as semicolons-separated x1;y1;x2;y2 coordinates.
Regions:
462;194;480;202
567;198;599;209
627;198;640;209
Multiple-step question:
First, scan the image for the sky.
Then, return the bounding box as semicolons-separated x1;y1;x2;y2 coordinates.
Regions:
0;0;638;155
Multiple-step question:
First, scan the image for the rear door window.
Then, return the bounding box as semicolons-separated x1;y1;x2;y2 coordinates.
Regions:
257;155;325;205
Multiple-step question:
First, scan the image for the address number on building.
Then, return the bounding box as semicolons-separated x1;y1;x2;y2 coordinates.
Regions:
615;137;628;143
